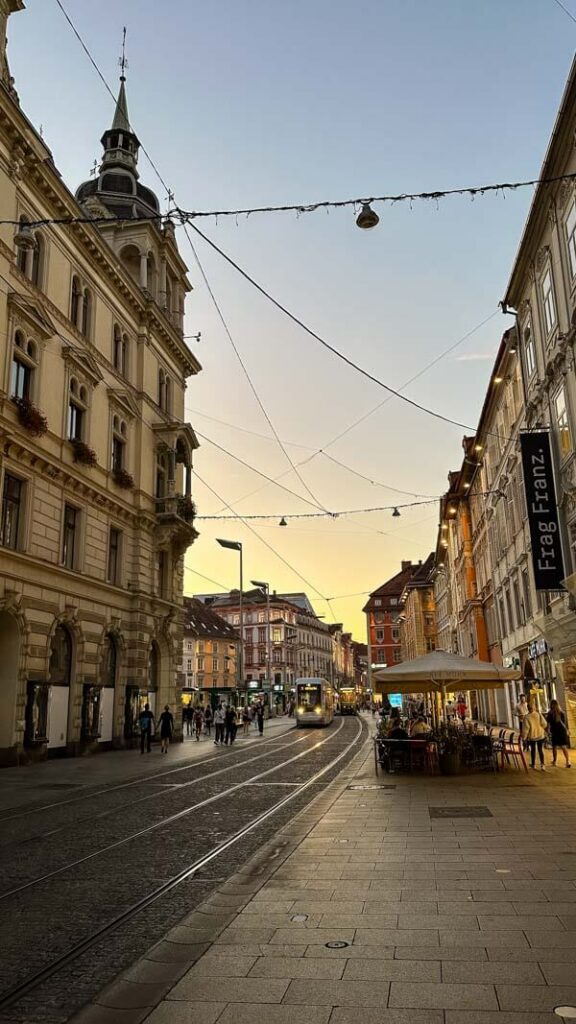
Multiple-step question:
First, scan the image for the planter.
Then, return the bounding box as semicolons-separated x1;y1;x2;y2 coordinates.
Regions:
71;439;98;467
177;496;197;522
112;467;134;490
439;751;461;776
12;396;48;437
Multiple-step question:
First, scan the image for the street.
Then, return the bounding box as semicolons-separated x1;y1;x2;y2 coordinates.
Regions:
0;716;366;1024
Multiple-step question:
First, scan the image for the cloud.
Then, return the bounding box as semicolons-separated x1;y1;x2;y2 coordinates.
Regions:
455;352;496;362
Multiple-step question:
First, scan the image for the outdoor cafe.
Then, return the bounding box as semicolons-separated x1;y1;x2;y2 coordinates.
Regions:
373;650;522;776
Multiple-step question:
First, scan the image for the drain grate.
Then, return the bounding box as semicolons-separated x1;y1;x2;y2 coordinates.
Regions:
325;940;350;949
429;806;493;819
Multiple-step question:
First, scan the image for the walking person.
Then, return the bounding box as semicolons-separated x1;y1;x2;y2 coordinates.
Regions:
158;704;174;754
193;705;204;742
204;703;213;738
515;693;529;741
224;704;237;745
183;704;193;737
546;699;572;767
213;702;224;745
256;701;265;736
524;703;548;771
242;704;250;736
139;702;155;754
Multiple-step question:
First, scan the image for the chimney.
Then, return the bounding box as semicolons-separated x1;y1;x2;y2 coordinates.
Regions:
401;560;412;571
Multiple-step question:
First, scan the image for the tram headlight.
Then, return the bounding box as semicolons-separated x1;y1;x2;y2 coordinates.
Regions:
314;706;321;714
297;706;304;714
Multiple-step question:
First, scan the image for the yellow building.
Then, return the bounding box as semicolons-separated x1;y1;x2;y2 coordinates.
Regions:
399;554;436;662
0;3;200;762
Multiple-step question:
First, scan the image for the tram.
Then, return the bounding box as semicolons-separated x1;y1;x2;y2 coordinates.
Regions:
338;686;357;715
295;677;334;727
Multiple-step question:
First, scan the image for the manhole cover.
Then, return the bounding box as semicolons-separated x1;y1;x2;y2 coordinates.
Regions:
325;941;349;949
349;784;396;791
429;806;493;819
555;1007;576;1019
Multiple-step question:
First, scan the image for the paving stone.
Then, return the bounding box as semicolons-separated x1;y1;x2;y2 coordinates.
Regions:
144;1003;227;1024
305;943;394;959
68;1007;148;1024
343;958;441;981
270;927;356;945
167;976;289;1002
442;961;546;984
388;982;498;1010
178;954;257;977
394;946;488;961
497;984;576;1010
249;956;344;979
331;1012;443;1024
283;979;391;1007
353;928;440;946
217;1006;332;1024
444;1014;558;1024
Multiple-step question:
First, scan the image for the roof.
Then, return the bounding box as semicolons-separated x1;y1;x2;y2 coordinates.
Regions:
403;553;435;592
362;562;417;613
112;77;131;133
183;597;239;641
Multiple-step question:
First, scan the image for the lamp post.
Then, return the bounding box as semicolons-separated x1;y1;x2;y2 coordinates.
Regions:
251;580;271;706
217;539;243;693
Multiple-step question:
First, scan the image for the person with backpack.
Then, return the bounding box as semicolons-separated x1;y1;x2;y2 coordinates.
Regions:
139;702;155;754
546;699;572;768
523;703;548;771
158;704;174;754
203;703;213;738
213;702;225;745
224;704;237;745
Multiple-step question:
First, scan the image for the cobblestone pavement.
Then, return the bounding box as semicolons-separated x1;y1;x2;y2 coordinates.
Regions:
102;733;576;1024
0;715;366;1024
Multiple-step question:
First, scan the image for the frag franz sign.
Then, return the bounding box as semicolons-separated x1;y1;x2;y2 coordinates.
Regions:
520;431;565;591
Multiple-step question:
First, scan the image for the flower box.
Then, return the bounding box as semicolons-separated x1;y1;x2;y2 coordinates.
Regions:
112;467;134;489
12;396;48;437
70;439;98;467
177;496;197;522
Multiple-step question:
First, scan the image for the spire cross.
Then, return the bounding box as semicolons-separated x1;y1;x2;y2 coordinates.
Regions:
118;26;128;80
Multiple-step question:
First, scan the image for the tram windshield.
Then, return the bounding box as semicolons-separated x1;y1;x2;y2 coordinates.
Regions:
296;683;321;712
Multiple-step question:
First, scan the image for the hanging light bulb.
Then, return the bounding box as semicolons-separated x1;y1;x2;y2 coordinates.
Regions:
392;507;400;518
14;221;37;251
356;203;379;230
279;517;287;527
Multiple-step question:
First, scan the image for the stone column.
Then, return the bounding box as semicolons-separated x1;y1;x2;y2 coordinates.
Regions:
185;464;192;498
159;255;167;308
140;252;148;289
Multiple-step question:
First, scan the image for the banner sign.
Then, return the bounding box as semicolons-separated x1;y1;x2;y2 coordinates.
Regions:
520;431;565;591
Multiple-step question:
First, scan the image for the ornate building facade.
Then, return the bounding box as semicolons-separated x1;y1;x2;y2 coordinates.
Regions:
0;3;200;762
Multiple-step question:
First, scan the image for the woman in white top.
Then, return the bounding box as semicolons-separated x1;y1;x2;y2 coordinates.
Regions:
523;703;548;771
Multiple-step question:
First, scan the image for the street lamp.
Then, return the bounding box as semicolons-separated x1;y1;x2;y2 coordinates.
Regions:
251;579;272;701
217;538;243;691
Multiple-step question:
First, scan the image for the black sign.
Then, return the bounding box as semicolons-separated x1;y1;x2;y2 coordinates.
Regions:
520;431;565;591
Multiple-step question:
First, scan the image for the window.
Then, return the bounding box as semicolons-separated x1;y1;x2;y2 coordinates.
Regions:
566;201;576;278
197;657;204;672
505;586;515;632
374;598;382;607
258;612;266;623
554;387;572;458
541;268;556;336
62;503;79;569
31;234;44;288
1;473;23;550
425;637;435;652
111;415;126;472
211;658;219;672
272;627;282;642
186;659;192;672
521;568;532;621
375;629;384;641
70;276;81;327
81;288;92;338
392;628;400;641
107;527;122;584
113;326;128;375
16;218;45;287
389;597;398;606
10;330;37;401
498;596;507;638
393;647;402;662
68;377;87;441
165;377;172;415
158;368;166;410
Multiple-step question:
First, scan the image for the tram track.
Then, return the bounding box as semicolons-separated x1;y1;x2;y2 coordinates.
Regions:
0;717;365;1020
0;728;309;851
0;721;345;902
0;722;297;824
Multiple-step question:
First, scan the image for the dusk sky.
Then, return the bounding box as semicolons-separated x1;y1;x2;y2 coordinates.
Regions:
9;1;576;638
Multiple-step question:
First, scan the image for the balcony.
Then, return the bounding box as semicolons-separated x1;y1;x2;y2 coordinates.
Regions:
155;493;199;553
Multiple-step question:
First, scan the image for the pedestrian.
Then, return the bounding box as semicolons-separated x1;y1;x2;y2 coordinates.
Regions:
515;693;529;739
204;703;213;737
256;702;265;736
524;702;548;771
546;699;572;768
193;705;203;742
158;704;174;754
139;702;155;754
183;704;193;736
213;702;225;745
242;704;250;736
253;703;259;730
224;704;237;745
456;695;467;722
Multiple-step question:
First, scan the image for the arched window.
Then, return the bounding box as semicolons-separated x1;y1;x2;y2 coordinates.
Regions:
10;330;37;401
16;216;29;274
70;276;81;327
148;642;159;690
68;377;88;441
112;325;127;375
111;414;127;472
158;368;165;410
165;377;172;416
155;452;167;497
30;233;44;288
49;625;73;685
146;254;157;298
100;634;117;687
166;278;172;314
81;288;92;338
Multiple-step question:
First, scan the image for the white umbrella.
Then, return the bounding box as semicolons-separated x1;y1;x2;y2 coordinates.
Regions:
373;650;520;693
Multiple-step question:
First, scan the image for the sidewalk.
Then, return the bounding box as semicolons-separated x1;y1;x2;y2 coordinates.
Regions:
78;733;576;1024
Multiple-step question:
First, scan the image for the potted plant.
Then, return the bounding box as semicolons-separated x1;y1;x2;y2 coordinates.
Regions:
12;395;48;437
112;467;134;489
177;495;197;522
70;439;98;467
435;724;463;775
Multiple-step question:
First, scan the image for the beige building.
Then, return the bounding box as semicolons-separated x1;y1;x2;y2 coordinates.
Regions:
399;554;436;662
182;598;239;707
0;3;200;763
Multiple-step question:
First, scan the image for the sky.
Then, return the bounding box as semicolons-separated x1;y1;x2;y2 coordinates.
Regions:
8;1;576;640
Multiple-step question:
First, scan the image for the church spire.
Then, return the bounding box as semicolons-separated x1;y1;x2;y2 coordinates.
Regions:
111;27;130;132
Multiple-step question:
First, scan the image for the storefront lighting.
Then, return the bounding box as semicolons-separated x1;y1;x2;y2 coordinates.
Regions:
494;376;503;384
474;444;483;452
